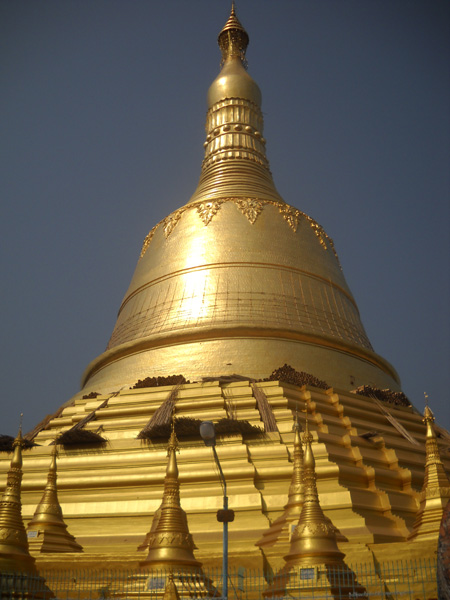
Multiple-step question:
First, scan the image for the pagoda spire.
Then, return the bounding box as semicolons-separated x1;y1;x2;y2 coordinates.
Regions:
256;412;304;550
0;422;37;573
140;423;202;570
265;413;366;599
0;422;53;598
26;445;83;553
162;571;181;600
286;413;305;510
187;4;283;206
408;401;450;541
283;413;344;568
218;1;249;64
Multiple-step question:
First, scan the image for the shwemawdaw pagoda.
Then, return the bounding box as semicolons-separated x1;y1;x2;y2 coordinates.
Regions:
1;3;449;594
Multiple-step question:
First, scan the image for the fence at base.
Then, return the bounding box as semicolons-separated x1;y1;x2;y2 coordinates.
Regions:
0;558;438;600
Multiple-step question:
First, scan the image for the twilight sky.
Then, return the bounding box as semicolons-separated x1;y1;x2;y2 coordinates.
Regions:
1;0;449;435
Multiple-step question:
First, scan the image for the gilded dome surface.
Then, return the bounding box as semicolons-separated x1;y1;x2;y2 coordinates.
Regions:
207;57;261;107
81;6;399;394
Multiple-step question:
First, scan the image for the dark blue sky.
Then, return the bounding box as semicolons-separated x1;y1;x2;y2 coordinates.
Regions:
1;0;449;435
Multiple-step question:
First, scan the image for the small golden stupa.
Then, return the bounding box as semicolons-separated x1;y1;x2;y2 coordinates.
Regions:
256;414;304;553
0;4;449;586
265;414;366;598
139;424;201;571
408;402;450;541
0;425;53;598
0;426;38;574
26;445;83;553
128;422;214;599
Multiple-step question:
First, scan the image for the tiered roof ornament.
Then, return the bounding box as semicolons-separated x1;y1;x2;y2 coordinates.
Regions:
408;401;450;541
26;445;83;553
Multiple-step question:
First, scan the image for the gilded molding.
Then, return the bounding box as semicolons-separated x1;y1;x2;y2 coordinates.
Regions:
140;227;157;258
163;211;183;238
197;200;224;225
139;197;340;267
236;197;263;224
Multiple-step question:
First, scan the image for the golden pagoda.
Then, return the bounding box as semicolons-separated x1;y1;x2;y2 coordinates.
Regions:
1;4;449;584
26;445;83;553
139;425;201;571
128;423;214;599
0;426;53;598
0;426;38;574
408;403;450;541
255;414;304;554
265;414;366;598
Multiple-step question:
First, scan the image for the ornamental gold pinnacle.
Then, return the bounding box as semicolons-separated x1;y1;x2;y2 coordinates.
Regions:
0;423;38;573
140;425;202;570
26;445;83;553
255;412;304;550
408;403;450;541
283;412;345;568
286;412;304;509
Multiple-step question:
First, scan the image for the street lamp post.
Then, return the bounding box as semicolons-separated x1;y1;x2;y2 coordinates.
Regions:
200;421;234;600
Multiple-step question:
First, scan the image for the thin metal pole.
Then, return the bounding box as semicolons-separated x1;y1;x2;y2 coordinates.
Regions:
212;445;228;600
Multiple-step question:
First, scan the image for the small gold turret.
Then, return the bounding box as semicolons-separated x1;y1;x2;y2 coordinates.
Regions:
265;413;365;599
283;414;344;568
140;424;201;571
162;571;181;600
0;424;37;573
408;400;450;541
0;422;53;598
134;423;215;598
256;413;304;551
26;445;83;553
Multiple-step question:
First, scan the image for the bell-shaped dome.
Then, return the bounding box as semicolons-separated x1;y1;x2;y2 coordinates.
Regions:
79;6;399;395
207;56;261;108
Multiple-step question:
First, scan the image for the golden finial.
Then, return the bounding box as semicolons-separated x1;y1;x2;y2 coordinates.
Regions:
282;403;345;568
408;396;450;541
287;409;304;507
218;2;249;64
162;571;181;600
140;417;201;571
422;398;436;440
26;444;83;553
0;416;38;574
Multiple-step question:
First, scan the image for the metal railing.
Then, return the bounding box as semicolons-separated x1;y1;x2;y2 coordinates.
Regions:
0;558;437;600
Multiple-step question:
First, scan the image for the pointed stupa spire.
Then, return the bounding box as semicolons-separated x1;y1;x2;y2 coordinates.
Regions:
256;411;304;550
408;399;450;541
0;422;53;598
286;412;305;509
26;445;83;553
218;2;249;64
264;412;366;598
162;571;181;600
186;3;283;206
0;420;37;573
283;412;345;568
140;422;202;571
